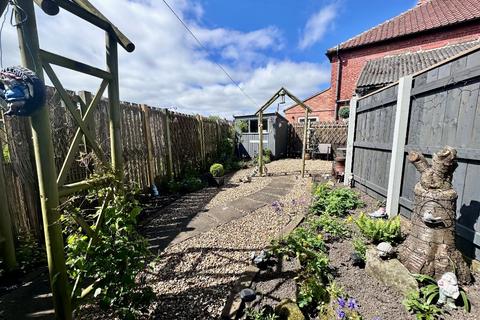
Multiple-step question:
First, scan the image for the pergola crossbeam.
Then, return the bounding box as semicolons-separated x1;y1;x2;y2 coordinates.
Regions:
40;49;112;80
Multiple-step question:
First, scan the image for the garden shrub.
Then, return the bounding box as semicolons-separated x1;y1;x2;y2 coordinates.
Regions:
309;214;350;239
355;213;401;243
339;107;350;119
210;163;225;177
310;184;363;216
62;175;153;318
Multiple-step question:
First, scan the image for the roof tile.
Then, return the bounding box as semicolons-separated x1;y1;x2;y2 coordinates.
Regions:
356;39;480;88
334;0;480;51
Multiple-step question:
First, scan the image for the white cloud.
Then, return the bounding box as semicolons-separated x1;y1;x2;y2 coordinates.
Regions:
2;0;330;119
299;3;338;50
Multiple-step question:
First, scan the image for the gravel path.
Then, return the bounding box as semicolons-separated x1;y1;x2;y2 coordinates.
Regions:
146;175;312;320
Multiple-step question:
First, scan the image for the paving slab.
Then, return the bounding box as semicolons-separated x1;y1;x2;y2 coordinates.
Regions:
229;198;266;212
247;192;280;204
260;187;290;196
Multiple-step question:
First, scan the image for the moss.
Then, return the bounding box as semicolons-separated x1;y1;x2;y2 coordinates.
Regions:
275;299;305;320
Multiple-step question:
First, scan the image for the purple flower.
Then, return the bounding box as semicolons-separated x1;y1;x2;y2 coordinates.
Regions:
336;308;346;319
347;298;358;310
337;297;346;308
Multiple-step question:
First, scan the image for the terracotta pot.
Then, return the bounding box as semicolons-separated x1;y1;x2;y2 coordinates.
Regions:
305;153;311;160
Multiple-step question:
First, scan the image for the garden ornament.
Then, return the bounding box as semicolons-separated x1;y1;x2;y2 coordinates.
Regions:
437;272;460;309
376;242;394;259
398;146;471;284
368;207;387;219
0;66;46;117
251;250;269;269
239;288;256;302
240;175;251;183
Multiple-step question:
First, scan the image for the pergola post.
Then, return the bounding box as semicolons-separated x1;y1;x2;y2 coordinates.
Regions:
106;32;123;177
301;107;309;178
258;111;264;175
15;1;72;318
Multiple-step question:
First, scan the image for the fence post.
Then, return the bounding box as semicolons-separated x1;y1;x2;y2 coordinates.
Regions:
386;75;413;217
141;105;155;188
164;109;174;179
344;97;358;186
196;115;206;169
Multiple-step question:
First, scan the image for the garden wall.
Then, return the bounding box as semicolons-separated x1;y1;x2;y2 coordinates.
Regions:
0;86;231;239
347;45;480;260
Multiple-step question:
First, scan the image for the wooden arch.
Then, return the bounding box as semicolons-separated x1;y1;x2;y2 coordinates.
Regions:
255;87;312;177
0;1;134;318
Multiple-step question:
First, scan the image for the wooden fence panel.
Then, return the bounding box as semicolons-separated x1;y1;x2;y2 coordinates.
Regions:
2;86;233;241
352;47;480;260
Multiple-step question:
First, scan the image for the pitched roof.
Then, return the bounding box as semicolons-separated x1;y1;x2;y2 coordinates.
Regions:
328;0;480;54
356;39;480;89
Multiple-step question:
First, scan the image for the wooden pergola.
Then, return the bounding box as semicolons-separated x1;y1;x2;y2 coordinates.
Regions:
255;87;312;177
0;1;134;319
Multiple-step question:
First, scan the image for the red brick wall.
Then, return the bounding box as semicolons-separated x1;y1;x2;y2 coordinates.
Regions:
284;89;335;123
331;23;480;104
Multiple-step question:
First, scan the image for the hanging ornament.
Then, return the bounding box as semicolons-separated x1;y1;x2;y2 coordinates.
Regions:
0;66;46;117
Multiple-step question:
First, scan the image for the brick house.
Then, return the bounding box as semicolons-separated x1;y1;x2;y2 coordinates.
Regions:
285;0;480;123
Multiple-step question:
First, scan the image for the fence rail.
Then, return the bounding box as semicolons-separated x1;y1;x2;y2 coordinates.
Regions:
1;86;231;240
346;47;480;260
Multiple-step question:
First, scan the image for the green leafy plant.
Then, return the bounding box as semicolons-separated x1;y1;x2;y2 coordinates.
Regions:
298;276;329;309
352;238;367;261
355;212;401;243
245;307;278;320
62;175;153;318
309;214;350;239
2;144;10;162
339;107;350;119
310;184;363;216
210;163;225;177
14;232;45;272
403;290;444;320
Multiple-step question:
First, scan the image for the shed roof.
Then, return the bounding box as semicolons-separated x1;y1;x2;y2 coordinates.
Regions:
234;112;288;122
327;0;480;55
356;39;480;89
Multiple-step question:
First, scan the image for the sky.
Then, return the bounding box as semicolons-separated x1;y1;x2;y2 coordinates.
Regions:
2;0;416;118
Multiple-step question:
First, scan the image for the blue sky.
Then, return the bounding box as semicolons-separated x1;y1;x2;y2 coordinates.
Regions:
3;0;416;117
199;0;415;64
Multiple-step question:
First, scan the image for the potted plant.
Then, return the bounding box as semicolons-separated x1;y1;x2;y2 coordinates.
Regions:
339;107;350;123
210;163;225;187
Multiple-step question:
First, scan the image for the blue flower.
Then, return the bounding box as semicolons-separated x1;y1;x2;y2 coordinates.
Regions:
347;298;358;310
336;308;346;319
337;297;346;308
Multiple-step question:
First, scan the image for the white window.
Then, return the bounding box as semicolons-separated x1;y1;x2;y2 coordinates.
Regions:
247;119;269;133
298;116;319;124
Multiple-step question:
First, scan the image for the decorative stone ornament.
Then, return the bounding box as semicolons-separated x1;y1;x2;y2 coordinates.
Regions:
376;242;394;259
398;146;471;284
437;272;460;309
239;288;256;302
0;66;46;117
